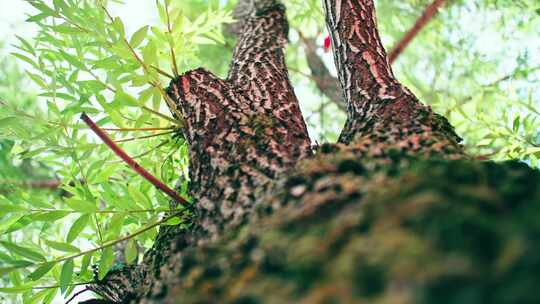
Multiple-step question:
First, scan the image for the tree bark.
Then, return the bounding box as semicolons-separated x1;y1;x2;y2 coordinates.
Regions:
86;1;540;303
302;0;448;112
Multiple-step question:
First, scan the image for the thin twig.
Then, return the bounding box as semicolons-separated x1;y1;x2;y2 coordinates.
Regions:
150;81;182;116
388;0;447;64
101;126;175;132
40;211;182;267
65;287;91;304
112;139;171;162
142;106;181;125
151;65;175;79
27;208;183;214
0;211;184;277
81;113;189;206
114;130;175;143
31;281;94;290
163;0;180;78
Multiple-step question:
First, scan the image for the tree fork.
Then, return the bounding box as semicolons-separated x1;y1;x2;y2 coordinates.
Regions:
89;0;311;301
166;1;311;237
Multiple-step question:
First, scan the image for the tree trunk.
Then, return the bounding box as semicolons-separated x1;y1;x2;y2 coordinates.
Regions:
86;1;540;303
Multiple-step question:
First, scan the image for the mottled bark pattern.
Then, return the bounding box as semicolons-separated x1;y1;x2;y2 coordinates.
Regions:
167;0;311;240
87;1;476;302
162;154;540;304
323;0;462;157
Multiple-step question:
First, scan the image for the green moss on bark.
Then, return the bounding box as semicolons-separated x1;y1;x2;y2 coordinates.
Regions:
156;152;540;304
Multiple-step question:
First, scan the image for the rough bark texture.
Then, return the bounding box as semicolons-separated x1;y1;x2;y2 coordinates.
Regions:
86;1;540;303
322;0;461;150
167;2;311;239
158;153;540;304
302;0;447;114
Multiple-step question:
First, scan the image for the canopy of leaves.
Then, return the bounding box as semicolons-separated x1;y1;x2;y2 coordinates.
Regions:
0;0;538;302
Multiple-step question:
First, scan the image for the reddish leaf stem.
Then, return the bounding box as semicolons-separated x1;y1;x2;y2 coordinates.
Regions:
388;0;447;64
80;113;189;207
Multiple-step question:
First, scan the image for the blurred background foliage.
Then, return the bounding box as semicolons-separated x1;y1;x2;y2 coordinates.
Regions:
0;0;538;302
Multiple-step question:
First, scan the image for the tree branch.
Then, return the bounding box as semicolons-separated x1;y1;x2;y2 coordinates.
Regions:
165;0;311;235
388;0;446;63
303;0;447;113
81;113;189;207
299;34;346;111
323;0;463;156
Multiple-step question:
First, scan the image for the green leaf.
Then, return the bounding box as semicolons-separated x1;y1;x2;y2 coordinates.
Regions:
26;13;49;22
28;262;56;281
94;164;120;183
8;270;21;288
112;17;126;37
27;1;57;16
79;253;92;277
98;247;114;280
23;289;50;304
0;204;26;214
192;35;217;45
44;240;81;253
142;41;158;66
513;115;521;132
130;25;149;48
60;259;74;294
0;117;18;129
128;185;152;209
15;35;34;55
5;260;34;268
26;72;48;88
157;1;167;23
164;216;182;226
39;92;77;102
124;240;137;264
31;211;70;222
0;266;19;278
42;288;58;304
0;284;35;293
66;214;90;243
105;213;125;241
0;242;46;262
114;91;139;107
11;53;38;69
59;51;87;70
65;197;98;213
53;0;68;11
25;288;51;304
